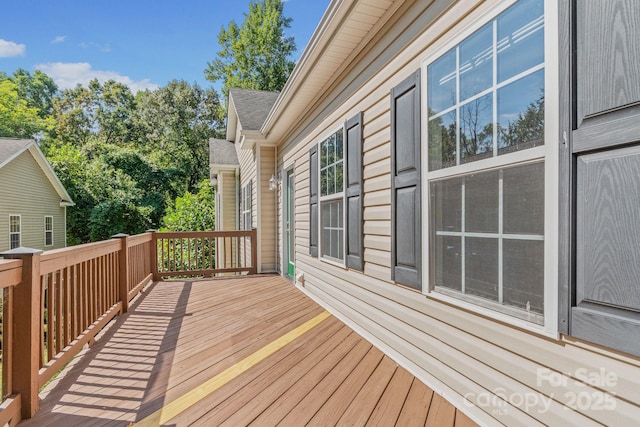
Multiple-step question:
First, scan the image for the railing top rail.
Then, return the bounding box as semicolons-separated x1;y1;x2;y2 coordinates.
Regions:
40;239;121;275
156;230;255;239
0;258;23;289
127;232;153;248
0;258;22;270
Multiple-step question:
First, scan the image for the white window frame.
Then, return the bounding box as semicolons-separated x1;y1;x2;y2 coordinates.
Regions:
420;0;559;337
241;182;252;230
44;215;54;247
318;126;346;266
9;214;21;250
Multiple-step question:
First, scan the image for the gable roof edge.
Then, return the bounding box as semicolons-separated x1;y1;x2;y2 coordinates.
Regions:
27;143;75;206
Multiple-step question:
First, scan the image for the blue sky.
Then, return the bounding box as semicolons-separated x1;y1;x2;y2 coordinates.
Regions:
0;0;331;92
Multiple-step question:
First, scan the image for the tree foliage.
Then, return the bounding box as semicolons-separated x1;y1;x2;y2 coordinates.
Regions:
49;79;138;148
204;0;296;99
37;77;221;243
134;80;222;190
498;91;544;150
0;78;48;138
11;68;58;118
161;180;216;232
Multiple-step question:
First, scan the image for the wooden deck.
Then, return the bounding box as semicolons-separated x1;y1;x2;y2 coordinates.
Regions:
20;275;477;426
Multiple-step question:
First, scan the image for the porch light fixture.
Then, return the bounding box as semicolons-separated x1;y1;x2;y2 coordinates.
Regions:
269;173;280;191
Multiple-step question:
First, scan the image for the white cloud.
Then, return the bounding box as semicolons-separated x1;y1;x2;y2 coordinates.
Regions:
35;62;159;93
51;35;67;44
79;41;111;52
0;39;26;57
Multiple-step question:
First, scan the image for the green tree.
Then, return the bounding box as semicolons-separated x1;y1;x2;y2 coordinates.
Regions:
0;79;46;138
134;80;222;192
50;79;137;148
42;78;220;242
12;68;58;118
49;84;96;146
93;142;174;226
46;142;158;243
161;180;216;232
204;0;296;99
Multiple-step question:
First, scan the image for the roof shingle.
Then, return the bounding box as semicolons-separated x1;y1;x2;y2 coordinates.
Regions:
0;138;32;166
229;88;279;131
209;138;239;166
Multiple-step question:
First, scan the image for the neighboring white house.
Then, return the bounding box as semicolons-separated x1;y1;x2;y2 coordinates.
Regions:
211;1;640;425
0;138;74;252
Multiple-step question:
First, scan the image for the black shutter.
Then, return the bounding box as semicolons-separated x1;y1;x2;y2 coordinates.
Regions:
390;70;421;289
564;0;640;356
309;146;319;257
345;112;364;271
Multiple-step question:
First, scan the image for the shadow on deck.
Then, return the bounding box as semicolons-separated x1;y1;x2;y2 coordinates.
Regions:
20;275;477;426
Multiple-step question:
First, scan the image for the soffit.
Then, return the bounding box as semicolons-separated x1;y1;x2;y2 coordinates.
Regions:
262;0;399;143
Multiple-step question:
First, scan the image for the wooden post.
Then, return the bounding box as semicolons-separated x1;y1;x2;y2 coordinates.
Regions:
250;229;258;275
147;230;159;281
1;247;42;419
112;234;130;313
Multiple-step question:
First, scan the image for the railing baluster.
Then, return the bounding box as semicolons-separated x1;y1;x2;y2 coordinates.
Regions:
47;274;52;358
39;276;45;367
63;267;69;348
150;231;257;278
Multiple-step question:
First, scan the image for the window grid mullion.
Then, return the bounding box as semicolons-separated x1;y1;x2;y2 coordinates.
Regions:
455;46;461;167
498;170;504;304
492;19;498;157
461;181;466;294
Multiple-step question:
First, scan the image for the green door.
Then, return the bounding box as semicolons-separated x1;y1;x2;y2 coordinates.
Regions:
286;170;295;277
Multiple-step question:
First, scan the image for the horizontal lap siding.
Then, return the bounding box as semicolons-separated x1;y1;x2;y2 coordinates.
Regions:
277;0;640;425
218;171;238;269
238;145;256;229
0;151;66;251
236;142;256;271
220;171;237;231
259;147;277;272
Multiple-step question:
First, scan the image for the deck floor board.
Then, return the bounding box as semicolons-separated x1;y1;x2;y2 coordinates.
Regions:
20;275;477;427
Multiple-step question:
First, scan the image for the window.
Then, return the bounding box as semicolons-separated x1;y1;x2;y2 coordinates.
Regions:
45;216;54;246
9;215;20;249
310;113;363;268
425;0;547;325
241;181;252;230
319;129;344;261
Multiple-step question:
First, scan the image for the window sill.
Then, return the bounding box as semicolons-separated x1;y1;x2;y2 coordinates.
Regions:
319;256;346;270
424;288;558;339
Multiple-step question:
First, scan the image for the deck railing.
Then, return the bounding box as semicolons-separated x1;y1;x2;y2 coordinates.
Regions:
155;230;257;278
0;229;257;425
0;258;23;426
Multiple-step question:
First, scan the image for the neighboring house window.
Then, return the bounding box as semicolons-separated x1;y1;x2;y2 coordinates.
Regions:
9;215;21;249
241;181;252;230
424;0;546;325
319;129;345;262
45;216;54;247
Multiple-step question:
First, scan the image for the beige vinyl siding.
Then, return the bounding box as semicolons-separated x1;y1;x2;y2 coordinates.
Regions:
258;146;277;272
237;143;256;229
216;170;238;269
0;150;66;252
236;140;277;273
218;170;237;231
236;140;256;270
276;0;640;425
